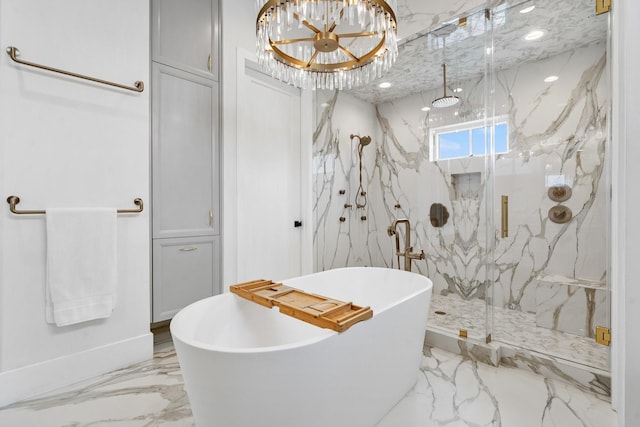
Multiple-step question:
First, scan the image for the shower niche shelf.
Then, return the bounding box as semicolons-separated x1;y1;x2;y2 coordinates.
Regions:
230;279;373;332
452;172;481;199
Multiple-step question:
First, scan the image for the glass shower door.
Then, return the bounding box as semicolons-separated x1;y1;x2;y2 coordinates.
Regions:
488;0;611;372
421;9;494;344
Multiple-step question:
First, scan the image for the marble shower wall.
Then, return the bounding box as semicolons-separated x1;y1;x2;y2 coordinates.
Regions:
492;43;608;316
313;91;387;269
313;42;608;326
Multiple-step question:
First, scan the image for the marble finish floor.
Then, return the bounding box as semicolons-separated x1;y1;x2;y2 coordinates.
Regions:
0;339;616;426
428;294;608;370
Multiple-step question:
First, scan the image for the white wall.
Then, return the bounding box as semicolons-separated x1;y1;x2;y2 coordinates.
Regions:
613;0;640;424
0;0;152;405
221;0;256;289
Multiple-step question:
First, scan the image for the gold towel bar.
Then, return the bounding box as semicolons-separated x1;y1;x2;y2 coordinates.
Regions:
6;46;144;93
6;196;143;215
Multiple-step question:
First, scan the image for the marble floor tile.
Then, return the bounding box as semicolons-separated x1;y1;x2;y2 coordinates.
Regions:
379;347;617;427
0;342;617;427
0;342;193;427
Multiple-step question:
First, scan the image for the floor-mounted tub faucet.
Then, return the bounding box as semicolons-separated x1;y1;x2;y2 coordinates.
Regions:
387;218;425;272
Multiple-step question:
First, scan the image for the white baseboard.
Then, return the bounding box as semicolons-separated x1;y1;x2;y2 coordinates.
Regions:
0;333;153;407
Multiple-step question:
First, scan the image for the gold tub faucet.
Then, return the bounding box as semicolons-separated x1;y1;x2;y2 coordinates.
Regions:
387;218;425;272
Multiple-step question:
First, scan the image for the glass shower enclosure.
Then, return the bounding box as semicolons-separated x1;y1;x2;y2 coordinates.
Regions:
487;0;610;372
312;0;611;384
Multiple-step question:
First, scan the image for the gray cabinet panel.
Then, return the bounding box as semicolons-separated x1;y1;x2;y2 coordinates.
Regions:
152;64;220;239
152;236;220;322
151;0;219;80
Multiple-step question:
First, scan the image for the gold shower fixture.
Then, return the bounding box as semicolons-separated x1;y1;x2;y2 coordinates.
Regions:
351;134;371;209
256;0;398;90
432;63;460;108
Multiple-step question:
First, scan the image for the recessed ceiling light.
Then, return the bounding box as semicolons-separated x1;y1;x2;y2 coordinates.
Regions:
421;106;431;112
453;88;463;93
379;82;392;88
524;30;544;41
320;102;330;107
486;47;493;55
520;5;536;14
544;75;559;83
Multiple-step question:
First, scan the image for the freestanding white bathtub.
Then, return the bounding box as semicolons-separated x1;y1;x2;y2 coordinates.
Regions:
171;267;432;427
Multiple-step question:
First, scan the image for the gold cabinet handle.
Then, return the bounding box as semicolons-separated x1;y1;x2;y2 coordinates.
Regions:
179;247;198;252
207;54;212;71
209;209;213;227
501;195;509;238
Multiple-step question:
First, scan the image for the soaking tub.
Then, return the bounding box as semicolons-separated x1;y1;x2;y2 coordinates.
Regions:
171;267;432;427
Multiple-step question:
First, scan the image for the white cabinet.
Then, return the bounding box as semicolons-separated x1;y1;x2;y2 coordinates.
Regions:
151;64;220;239
152;236;220;321
151;0;219;80
151;0;221;323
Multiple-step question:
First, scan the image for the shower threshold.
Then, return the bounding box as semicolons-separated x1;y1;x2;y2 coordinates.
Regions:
425;294;611;399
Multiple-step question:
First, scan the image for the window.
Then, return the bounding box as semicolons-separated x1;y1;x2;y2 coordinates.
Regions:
430;118;509;161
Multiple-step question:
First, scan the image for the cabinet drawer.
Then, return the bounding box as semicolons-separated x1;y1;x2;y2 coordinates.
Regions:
152;236;220;322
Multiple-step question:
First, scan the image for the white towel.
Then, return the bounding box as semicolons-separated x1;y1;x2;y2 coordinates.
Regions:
45;208;118;326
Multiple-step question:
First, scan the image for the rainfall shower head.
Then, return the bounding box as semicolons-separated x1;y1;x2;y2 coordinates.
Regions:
432;64;460;108
432;95;460;108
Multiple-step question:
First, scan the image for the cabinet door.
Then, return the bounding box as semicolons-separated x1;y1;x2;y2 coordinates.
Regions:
152;63;220;239
151;0;219;80
152;236;221;322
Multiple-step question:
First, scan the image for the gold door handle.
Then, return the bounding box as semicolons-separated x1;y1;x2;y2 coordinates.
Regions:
208;54;212;71
209;210;213;227
501;195;509;238
179;247;198;252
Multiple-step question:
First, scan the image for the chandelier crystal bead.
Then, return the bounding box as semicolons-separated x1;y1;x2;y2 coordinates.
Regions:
256;0;398;90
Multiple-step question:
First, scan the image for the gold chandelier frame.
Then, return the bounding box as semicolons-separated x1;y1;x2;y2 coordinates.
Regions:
256;0;397;73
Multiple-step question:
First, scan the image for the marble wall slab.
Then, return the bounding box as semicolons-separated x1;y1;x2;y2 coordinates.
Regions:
395;0;493;41
492;43;608;312
535;276;608;338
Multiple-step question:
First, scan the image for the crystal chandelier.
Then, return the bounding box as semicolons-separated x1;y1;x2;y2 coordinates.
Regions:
256;0;398;90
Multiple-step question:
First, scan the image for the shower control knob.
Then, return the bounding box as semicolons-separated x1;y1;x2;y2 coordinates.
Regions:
294;220;302;228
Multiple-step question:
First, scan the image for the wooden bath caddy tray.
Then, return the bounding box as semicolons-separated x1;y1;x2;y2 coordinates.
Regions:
229;279;373;332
